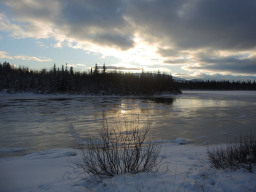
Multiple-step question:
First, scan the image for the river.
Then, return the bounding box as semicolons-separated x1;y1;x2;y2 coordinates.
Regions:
1;91;256;156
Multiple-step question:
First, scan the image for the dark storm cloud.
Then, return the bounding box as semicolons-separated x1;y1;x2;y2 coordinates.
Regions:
59;0;134;50
1;0;59;22
128;0;256;50
157;48;181;58
2;0;134;50
189;73;256;81
61;0;125;28
3;0;256;51
158;48;190;65
189;55;256;74
90;33;133;50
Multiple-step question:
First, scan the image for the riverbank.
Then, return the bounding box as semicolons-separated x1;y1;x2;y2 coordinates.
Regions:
1;142;255;192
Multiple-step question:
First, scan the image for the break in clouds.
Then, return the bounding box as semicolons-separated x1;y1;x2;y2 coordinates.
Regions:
1;0;256;77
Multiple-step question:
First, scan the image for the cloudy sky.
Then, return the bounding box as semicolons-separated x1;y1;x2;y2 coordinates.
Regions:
0;0;256;80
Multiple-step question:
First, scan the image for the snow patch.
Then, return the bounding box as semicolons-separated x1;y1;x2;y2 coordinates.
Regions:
1;144;256;192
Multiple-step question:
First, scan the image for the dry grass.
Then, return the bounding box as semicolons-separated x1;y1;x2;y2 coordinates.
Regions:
207;133;256;172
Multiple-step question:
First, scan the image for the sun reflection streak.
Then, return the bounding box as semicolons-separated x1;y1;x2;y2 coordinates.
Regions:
121;109;126;114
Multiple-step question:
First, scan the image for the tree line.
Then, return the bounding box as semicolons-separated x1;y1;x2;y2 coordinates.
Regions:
0;62;181;95
177;80;256;90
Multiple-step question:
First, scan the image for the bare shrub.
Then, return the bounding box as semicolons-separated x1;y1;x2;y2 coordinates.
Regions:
207;133;256;172
74;117;162;180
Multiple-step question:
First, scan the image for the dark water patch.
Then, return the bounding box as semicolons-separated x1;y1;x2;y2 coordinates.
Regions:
0;104;9;108
12;99;37;102
0;148;28;158
140;97;175;105
48;98;73;101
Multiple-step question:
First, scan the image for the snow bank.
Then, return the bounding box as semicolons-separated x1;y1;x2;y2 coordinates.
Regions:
0;143;256;192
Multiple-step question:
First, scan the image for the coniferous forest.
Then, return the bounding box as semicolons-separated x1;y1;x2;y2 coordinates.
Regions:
177;80;256;90
1;61;255;95
0;62;181;95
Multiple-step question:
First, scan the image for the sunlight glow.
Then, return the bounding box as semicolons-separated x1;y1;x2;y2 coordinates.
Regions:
65;33;168;73
121;110;126;114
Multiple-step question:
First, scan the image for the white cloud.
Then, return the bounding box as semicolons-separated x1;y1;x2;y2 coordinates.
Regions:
36;41;48;48
0;13;54;39
14;55;52;62
0;51;51;62
0;51;13;60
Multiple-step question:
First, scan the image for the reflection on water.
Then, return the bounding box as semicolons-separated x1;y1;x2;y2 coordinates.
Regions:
0;91;256;156
140;97;174;105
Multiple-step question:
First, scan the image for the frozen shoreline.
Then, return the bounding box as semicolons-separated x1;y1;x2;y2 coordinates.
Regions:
1;142;256;192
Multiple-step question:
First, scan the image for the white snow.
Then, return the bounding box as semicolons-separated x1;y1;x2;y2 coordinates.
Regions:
1;143;256;192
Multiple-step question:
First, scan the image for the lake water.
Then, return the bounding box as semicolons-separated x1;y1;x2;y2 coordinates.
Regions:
1;91;256;156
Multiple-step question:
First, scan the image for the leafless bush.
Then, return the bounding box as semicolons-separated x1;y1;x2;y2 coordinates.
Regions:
74;117;162;180
207;133;256;172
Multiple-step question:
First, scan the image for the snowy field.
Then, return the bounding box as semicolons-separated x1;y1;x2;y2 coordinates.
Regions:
1;142;256;192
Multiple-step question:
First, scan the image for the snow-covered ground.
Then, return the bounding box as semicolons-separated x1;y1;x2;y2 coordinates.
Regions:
1;142;256;192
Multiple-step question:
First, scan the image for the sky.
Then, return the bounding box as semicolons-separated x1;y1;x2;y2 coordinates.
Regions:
0;0;256;80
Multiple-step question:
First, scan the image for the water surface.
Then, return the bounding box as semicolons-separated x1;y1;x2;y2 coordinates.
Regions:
1;91;256;156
